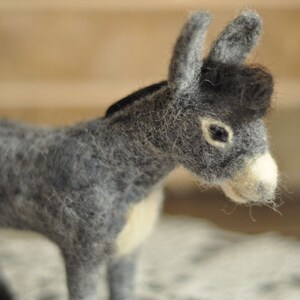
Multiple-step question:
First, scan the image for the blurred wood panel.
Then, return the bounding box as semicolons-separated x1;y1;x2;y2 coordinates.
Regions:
0;9;299;81
0;79;298;108
0;11;176;81
164;188;300;238
0;0;300;11
0;80;139;108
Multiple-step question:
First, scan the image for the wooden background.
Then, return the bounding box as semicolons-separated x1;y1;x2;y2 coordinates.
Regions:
0;1;299;108
0;0;299;235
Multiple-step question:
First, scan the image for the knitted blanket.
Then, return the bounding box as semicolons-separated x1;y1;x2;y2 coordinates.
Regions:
1;216;299;300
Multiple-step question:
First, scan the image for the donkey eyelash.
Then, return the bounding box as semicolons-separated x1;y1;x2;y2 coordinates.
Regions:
200;118;233;148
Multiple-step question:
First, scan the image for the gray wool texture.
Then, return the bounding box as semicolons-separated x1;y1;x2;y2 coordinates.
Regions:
0;10;274;300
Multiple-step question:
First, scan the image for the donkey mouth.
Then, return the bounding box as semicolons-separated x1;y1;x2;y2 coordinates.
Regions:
221;183;251;204
221;181;277;206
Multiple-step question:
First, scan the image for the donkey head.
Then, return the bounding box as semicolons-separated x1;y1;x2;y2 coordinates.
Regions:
167;11;278;206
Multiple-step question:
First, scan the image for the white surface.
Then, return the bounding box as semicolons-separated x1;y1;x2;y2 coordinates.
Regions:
1;216;300;300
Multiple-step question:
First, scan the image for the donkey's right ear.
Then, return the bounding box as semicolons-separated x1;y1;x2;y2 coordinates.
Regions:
168;12;211;93
207;10;262;64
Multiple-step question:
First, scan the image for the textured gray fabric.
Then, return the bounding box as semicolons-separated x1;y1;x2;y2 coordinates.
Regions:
168;12;211;92
0;10;276;300
1;216;300;300
208;10;262;64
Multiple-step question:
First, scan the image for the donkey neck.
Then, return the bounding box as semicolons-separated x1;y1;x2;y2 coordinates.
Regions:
100;85;176;193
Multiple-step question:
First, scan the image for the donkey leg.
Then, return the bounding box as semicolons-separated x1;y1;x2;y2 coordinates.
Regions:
0;280;14;300
106;252;137;300
0;266;14;300
64;251;104;300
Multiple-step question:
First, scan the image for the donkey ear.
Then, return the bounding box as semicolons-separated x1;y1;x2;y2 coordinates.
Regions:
208;10;262;64
169;12;211;93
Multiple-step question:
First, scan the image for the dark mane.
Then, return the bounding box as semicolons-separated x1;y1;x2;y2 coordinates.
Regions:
105;81;167;117
200;59;273;118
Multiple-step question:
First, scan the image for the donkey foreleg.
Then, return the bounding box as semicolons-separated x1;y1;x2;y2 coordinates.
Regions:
63;250;104;300
106;252;137;300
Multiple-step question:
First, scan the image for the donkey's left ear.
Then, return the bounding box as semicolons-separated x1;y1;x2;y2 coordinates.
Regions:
208;10;262;64
169;12;211;93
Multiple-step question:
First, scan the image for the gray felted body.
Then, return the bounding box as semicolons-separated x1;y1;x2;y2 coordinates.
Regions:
0;10;278;300
0;101;172;245
0;92;173;300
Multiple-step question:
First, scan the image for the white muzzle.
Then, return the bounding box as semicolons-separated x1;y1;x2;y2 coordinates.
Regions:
221;152;278;205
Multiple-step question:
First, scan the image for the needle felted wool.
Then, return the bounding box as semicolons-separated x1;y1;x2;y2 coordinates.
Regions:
0;10;278;300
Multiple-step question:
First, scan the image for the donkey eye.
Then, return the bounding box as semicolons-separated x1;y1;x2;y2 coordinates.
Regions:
200;118;233;148
209;125;228;143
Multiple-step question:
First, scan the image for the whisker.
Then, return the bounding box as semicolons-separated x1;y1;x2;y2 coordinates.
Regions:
264;201;283;216
249;206;257;222
221;203;237;215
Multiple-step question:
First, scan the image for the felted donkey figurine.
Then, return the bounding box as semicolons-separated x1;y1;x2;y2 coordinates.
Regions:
0;10;278;300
